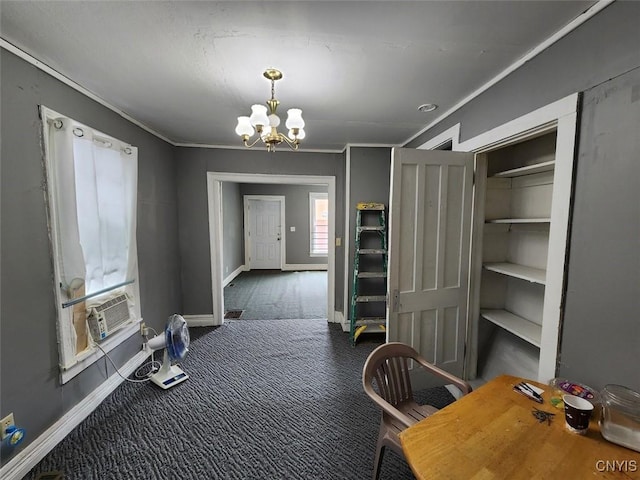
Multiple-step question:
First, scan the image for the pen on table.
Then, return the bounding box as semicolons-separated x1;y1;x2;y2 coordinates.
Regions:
519;382;544;403
513;384;543;403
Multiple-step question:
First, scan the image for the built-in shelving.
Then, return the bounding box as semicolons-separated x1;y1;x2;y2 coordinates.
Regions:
480;309;542;347
492;160;555;178
483;262;546;285
471;111;577;384
486;218;551;224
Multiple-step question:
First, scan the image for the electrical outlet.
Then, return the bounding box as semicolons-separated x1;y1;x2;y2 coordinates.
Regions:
1;413;15;439
139;322;146;336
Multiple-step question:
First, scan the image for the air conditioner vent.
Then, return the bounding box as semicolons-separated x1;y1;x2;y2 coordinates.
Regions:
87;294;131;341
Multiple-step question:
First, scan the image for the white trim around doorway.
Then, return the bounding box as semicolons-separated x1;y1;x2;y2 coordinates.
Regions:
417;124;461;150
207;172;336;325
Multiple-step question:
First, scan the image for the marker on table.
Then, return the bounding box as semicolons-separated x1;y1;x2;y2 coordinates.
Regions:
514;383;544;403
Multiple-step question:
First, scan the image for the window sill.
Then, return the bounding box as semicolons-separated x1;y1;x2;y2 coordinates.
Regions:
60;319;142;384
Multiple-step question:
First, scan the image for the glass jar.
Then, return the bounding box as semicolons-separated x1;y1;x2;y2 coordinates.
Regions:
599;384;640;452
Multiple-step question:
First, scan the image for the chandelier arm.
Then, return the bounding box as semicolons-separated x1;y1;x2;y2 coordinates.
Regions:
278;133;300;151
243;136;265;148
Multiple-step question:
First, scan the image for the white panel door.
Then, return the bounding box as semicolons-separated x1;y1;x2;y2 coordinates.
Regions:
387;148;474;378
248;199;282;269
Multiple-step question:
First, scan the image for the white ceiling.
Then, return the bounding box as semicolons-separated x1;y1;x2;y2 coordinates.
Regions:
1;1;597;152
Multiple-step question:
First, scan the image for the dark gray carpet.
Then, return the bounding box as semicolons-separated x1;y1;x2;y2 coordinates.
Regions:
224;270;327;320
28;319;455;480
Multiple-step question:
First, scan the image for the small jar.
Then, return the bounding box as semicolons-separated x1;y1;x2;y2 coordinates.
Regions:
599;384;640;452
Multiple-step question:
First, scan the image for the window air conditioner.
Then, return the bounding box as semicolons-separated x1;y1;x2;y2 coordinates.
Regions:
87;294;131;341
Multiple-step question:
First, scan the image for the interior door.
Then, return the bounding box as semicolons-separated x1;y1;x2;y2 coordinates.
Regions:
387;148;474;378
248;199;282;269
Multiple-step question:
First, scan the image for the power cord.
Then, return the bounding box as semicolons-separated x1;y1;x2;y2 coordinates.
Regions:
94;342;162;384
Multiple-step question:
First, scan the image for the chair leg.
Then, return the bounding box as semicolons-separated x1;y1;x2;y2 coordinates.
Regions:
372;434;386;480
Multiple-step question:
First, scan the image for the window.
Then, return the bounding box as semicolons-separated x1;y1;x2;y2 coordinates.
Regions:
41;106;141;382
310;192;329;256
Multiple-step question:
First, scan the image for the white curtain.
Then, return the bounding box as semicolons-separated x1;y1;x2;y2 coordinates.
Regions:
50;119;85;286
50;118;138;295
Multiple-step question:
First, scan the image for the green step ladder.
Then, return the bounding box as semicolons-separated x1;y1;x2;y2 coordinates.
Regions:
350;202;388;344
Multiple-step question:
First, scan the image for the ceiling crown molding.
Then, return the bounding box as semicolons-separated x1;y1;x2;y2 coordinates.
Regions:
402;0;615;146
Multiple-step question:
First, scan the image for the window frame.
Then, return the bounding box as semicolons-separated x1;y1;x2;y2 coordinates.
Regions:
309;192;329;257
40;106;142;383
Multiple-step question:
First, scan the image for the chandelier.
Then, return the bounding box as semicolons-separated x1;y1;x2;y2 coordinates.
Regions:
235;68;305;152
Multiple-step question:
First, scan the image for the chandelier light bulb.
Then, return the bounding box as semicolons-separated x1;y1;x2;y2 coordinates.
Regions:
285;108;305;130
249;104;269;128
235;116;254;137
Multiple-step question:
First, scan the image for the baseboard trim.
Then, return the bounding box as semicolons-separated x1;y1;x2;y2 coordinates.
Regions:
222;265;245;287
332;310;344;325
282;263;328;271
183;314;219;327
337;311;350;332
0;350;149;480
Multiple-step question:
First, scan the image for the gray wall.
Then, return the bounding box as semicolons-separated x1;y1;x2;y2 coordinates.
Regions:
221;182;244;278
559;67;640;391
175;148;345;315
240;183;329;266
0;49;181;462
406;1;640;390
347;147;392;318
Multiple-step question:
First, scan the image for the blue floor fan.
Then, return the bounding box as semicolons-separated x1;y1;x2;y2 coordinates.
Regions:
147;314;190;389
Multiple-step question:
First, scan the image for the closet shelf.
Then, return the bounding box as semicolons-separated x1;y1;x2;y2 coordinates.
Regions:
492;160;555;178
486;218;551;224
481;309;542;348
483;262;546;285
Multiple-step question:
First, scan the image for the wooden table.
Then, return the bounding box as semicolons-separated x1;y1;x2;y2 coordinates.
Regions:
399;375;640;479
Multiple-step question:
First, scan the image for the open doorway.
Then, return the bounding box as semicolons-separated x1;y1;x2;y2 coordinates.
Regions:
207;172;336;325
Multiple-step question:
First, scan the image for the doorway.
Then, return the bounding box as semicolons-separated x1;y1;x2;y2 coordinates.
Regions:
207;172;336;325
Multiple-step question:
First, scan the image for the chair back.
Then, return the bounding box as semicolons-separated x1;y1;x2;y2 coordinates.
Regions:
363;342;421;408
